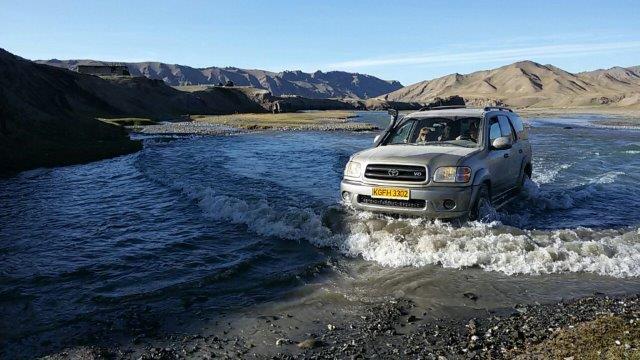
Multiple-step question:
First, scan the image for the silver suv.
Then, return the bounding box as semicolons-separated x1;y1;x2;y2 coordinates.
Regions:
340;106;532;220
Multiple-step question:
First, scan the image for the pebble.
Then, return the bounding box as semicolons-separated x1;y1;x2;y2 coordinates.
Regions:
299;338;324;350
463;292;478;301
40;294;640;359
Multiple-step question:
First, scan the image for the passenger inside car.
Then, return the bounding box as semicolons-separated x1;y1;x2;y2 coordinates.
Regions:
417;127;431;143
386;116;483;147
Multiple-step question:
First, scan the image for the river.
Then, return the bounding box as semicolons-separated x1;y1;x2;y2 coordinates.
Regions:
1;111;639;357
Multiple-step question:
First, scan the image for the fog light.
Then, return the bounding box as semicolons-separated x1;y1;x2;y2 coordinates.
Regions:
443;199;456;210
342;191;351;202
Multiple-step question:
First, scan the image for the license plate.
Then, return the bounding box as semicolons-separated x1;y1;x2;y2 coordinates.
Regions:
371;187;410;200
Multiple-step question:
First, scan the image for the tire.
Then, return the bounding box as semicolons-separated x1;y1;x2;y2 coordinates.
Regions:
468;184;490;222
517;168;531;193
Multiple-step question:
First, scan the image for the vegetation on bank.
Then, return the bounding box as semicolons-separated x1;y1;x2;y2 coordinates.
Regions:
513;315;640;359
99;118;157;127
191;111;373;130
518;106;640;119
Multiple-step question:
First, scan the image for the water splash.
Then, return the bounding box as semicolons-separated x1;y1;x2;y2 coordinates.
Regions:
187;183;640;278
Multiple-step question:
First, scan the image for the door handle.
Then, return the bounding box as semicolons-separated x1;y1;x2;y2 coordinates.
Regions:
503;153;510;158
518;149;523;153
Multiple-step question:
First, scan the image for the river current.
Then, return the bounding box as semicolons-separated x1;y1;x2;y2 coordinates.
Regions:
1;112;639;355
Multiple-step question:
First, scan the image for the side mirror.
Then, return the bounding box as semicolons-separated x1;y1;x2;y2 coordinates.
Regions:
373;134;381;144
386;108;399;131
491;136;512;150
387;108;398;120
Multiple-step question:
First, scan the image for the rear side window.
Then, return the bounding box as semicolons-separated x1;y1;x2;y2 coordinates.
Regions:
489;118;502;142
497;115;515;141
508;115;528;140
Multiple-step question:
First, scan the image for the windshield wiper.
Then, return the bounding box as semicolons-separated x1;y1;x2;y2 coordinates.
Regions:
419;141;466;147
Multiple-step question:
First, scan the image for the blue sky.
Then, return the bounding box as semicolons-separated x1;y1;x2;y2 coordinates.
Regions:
1;0;639;85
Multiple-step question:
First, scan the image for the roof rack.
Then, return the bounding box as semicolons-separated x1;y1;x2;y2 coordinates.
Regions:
483;106;513;113
419;105;467;111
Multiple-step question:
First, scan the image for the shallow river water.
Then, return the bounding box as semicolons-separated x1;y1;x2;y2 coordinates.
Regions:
1;111;640;356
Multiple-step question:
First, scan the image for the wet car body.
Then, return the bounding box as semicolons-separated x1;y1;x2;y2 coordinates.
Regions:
340;107;532;219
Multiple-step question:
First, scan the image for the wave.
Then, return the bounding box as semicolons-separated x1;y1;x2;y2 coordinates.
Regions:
533;163;571;184
185;186;330;242
621;143;640;155
334;214;640;278
518;178;600;210
182;182;640;278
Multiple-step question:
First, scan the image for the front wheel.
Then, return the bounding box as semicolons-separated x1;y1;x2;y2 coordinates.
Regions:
468;184;491;222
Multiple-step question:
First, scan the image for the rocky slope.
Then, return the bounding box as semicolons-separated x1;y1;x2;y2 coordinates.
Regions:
381;61;640;108
0;49;273;173
0;49;140;173
37;60;403;99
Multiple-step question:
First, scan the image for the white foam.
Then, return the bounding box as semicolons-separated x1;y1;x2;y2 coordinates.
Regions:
521;169;624;211
533;163;571;184
519;178;598;210
180;184;640;278
588;171;625;185
336;217;640;278
195;187;330;241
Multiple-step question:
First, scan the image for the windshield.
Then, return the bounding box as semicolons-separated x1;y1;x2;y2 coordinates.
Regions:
384;117;482;148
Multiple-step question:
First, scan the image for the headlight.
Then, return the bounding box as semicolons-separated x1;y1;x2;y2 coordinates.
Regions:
344;161;362;178
433;167;472;183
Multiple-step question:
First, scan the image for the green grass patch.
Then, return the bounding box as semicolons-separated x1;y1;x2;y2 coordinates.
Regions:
98;118;158;127
192;111;358;129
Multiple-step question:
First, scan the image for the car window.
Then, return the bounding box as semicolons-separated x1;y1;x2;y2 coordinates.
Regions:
497;115;515;141
387;121;414;144
384;117;482;147
489;118;502;143
508;115;528;140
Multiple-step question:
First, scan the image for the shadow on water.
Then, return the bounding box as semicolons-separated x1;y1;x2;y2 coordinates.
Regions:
0;149;336;358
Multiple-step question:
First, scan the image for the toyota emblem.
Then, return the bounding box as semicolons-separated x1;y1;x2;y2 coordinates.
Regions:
387;169;400;177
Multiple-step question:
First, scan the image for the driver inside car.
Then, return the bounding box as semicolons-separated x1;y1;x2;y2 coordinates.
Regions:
438;124;453;141
456;120;480;142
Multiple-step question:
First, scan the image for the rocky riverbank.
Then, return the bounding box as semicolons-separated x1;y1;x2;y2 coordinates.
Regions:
135;121;378;135
132;111;380;135
40;293;640;359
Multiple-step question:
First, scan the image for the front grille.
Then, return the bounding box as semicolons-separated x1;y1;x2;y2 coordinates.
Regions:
357;195;426;209
365;164;427;182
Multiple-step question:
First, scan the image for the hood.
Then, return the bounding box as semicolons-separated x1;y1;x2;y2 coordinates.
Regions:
352;145;479;167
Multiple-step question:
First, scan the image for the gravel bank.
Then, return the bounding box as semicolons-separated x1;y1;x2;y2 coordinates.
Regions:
40;294;640;359
133;121;378;136
133;122;241;136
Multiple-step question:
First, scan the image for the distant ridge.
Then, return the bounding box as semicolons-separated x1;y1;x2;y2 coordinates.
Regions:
37;59;403;99
381;61;640;108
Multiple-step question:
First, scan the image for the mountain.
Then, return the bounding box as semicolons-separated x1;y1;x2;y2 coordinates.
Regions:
578;66;640;88
381;61;640;108
0;49;280;173
0;49;139;173
37;60;403;99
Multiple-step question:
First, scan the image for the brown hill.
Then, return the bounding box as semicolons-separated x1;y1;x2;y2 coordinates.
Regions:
381;61;640;108
0;49;274;173
1;48;419;173
0;49;140;173
37;60;403;99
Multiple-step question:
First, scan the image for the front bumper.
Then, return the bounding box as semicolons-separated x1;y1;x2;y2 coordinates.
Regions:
340;179;479;218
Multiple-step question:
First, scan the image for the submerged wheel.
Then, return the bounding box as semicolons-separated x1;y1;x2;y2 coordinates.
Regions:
468;184;491;222
517;166;532;193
